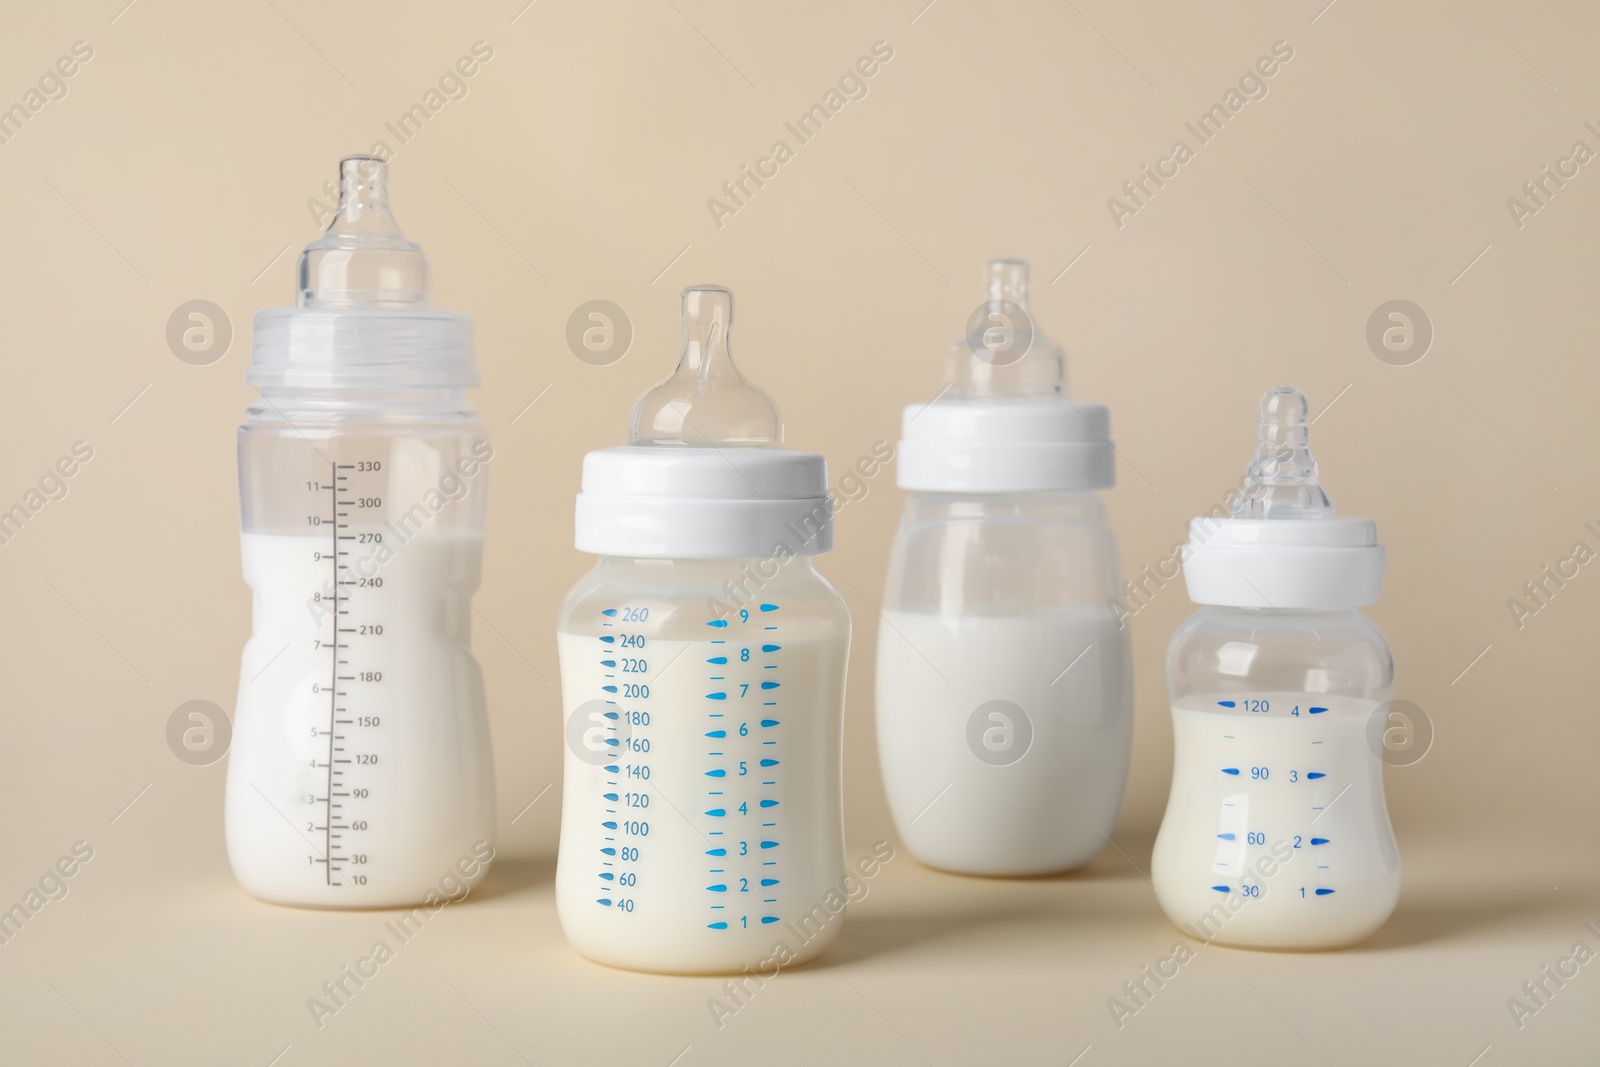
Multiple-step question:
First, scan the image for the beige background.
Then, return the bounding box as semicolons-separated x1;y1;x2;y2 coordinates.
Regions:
0;0;1597;1063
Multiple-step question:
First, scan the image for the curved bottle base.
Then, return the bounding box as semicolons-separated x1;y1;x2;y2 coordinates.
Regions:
1152;877;1400;951
897;827;1113;878
224;827;497;911
556;899;842;976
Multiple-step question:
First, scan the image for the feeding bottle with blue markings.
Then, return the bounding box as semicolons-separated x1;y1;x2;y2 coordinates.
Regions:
1152;386;1399;949
555;285;851;974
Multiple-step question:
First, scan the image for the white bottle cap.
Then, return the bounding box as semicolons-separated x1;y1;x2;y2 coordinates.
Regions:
1182;386;1385;610
896;260;1114;493
573;286;832;560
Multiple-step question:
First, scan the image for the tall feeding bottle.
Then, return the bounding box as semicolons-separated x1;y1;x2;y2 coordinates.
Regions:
1152;386;1399;949
877;260;1133;875
225;157;496;908
555;286;851;974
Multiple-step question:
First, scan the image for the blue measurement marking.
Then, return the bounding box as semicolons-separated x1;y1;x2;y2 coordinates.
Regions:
602;609;617;617
601;847;616;856
601;659;616;667
1212;885;1230;893
1309;706;1328;715
708;656;728;664
1218;700;1237;708
760;758;778;767
1306;772;1326;779
1222;767;1240;775
761;916;779;924
708;921;728;929
598;898;613;906
707;619;728;628
760;604;778;612
1217;833;1236;840
600;635;615;644
706;730;726;738
707;884;727;892
602;685;617;693
707;692;727;700
706;808;725;817
761;681;779;690
1310;837;1329;846
761;719;779;727
761;878;778;887
760;840;777;849
1315;888;1335;895
762;644;781;652
706;769;726;777
599;873;614;881
706;848;726;856
603;792;618;801
601;821;617;829
604;764;618;773
760;799;777;808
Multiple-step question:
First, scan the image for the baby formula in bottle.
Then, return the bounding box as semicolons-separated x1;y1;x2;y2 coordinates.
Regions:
877;259;1132;876
1152;386;1399;949
555;286;851;974
225;157;496;908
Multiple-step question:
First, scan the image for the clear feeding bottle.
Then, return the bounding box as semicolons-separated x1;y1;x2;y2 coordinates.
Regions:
1152;386;1399;949
876;260;1132;876
225;157;496;908
555;286;850;974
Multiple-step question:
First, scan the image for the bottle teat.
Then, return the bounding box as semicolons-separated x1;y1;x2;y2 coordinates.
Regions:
629;286;781;447
947;259;1066;396
1231;386;1335;519
298;156;430;309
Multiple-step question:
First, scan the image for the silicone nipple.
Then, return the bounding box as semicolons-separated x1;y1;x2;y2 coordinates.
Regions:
947;259;1066;396
1231;386;1336;519
298;156;430;309
629;286;781;447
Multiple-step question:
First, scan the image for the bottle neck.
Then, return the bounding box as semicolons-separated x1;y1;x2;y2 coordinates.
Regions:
246;386;480;426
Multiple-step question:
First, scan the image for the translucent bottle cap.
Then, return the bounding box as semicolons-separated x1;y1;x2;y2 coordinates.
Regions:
250;156;475;392
629;286;781;447
1182;386;1384;609
947;259;1066;396
576;285;832;559
299;156;430;309
897;258;1113;492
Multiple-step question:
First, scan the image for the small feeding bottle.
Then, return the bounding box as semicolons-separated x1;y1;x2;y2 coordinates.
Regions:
555;286;851;974
225;157;496;908
876;259;1133;875
1152;386;1399;949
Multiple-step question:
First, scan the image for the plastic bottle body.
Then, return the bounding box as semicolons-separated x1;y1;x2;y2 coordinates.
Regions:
1152;606;1400;949
555;556;849;974
225;390;496;908
876;490;1133;875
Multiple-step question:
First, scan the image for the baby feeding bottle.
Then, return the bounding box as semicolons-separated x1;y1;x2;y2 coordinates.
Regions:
876;259;1132;876
1151;386;1399;949
555;285;850;974
225;157;496;908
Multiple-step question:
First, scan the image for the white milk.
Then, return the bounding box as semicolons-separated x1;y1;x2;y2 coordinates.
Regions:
225;531;496;907
555;623;847;974
1151;693;1400;949
875;608;1132;875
